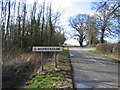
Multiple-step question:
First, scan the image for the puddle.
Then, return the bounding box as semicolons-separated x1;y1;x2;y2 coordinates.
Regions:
76;83;94;89
70;53;74;57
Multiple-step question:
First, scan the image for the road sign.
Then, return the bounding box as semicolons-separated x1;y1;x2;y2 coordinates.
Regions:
32;47;63;52
32;46;63;71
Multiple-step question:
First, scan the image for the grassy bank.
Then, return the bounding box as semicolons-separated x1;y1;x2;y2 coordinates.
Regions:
24;47;73;89
89;50;120;62
2;47;73;89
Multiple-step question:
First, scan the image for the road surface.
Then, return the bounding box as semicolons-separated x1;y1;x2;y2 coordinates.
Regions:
69;47;119;89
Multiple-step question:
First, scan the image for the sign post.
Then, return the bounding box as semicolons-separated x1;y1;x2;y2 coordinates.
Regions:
32;47;63;71
40;52;43;71
53;52;57;69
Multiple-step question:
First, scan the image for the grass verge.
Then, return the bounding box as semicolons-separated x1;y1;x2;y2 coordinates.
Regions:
89;50;120;62
24;47;73;89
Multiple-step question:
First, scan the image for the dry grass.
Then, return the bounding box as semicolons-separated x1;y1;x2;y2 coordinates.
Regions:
2;50;40;88
2;48;73;89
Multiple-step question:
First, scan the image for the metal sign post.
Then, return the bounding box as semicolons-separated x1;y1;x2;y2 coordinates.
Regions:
32;46;63;71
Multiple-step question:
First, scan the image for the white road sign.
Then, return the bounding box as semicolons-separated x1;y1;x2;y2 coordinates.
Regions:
32;46;63;52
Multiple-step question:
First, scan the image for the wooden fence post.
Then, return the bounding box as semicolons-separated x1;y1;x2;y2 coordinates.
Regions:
53;52;57;69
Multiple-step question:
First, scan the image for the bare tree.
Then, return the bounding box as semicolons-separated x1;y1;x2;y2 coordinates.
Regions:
1;0;66;51
17;1;21;36
21;1;26;48
1;0;7;42
5;0;11;41
87;16;99;46
93;1;120;43
68;14;89;47
41;0;45;46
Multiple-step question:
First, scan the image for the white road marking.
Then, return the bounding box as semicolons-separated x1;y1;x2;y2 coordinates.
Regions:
79;69;89;72
70;49;106;67
86;55;106;67
90;59;97;62
91;58;106;66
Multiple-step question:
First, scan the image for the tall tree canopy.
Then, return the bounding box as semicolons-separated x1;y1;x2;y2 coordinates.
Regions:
1;0;66;52
92;1;120;43
68;14;89;47
87;16;99;46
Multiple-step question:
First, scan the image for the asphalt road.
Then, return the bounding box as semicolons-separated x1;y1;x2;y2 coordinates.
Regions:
69;47;119;89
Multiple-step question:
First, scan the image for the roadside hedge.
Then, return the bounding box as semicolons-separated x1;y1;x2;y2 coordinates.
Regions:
96;43;120;58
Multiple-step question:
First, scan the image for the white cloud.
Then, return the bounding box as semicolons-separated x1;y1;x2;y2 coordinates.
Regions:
64;38;80;45
104;37;118;43
70;0;103;2
25;0;72;13
90;10;96;16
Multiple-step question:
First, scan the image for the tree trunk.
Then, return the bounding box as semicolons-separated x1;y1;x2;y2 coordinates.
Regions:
41;0;45;46
100;35;104;43
100;28;105;43
21;2;26;49
79;40;83;47
48;3;53;46
5;0;10;51
5;0;10;40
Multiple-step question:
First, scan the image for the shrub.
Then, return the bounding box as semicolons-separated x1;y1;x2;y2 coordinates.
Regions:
96;43;107;54
112;44;120;58
96;43;120;59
